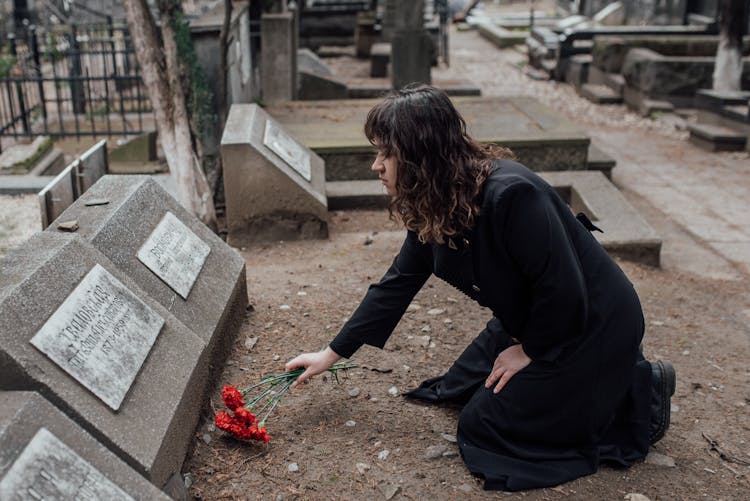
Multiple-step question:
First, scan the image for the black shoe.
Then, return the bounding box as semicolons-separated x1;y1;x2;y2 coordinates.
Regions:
649;360;676;444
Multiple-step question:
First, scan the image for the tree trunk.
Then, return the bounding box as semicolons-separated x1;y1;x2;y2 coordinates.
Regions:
218;0;232;123
713;0;748;91
123;0;217;228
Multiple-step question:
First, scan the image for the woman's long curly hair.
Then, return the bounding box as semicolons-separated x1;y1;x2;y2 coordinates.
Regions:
365;84;513;244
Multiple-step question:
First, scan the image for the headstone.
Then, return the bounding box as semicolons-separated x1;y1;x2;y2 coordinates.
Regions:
298;48;347;100
261;12;297;104
370;42;391;77
37;161;78;230
0;232;209;486
391;0;432;89
221;103;328;245
51;175;247;376
355;10;377;57
76;140;109;194
0;392;169;500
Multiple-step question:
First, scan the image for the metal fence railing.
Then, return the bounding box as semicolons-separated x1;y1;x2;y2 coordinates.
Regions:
0;21;150;140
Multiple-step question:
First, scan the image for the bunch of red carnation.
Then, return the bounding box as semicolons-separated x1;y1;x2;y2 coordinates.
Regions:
214;362;356;444
214;386;270;443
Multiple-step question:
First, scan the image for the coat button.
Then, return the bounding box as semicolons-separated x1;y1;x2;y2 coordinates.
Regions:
462;238;470;247
472;284;480;292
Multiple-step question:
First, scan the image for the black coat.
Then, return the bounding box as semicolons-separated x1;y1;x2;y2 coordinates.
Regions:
331;159;642;364
329;160;651;490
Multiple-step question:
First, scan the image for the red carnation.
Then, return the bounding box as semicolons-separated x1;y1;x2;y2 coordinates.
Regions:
221;385;245;409
214;411;236;433
234;406;257;426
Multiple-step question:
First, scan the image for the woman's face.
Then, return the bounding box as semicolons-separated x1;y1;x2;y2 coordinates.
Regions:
371;149;398;197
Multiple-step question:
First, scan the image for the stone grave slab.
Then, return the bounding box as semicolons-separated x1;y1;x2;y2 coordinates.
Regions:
37;161;78;229
265;96;591;181
76;139;108;194
0;392;169;500
221;103;329;245
0;232;209;486
52;175;247;377
326;171;660;265
539;171;661;266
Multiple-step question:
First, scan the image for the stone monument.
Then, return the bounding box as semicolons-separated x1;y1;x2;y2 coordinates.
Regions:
50;175;247;375
0;392;169;499
391;0;431;89
261;11;298;104
221;103;329;245
0;232;209;486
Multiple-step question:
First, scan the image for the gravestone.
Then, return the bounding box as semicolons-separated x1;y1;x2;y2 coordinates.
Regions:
0;232;209;486
221;103;329;245
391;0;432;89
37;140;109;229
261;12;297;104
51;175;247;376
0;392;169;500
37;162;77;229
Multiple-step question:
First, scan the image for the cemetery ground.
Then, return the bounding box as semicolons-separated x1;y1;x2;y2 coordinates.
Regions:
1;4;749;500
183;11;750;500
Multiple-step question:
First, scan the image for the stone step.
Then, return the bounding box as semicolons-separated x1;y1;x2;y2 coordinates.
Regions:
0;174;54;194
586;143;616;179
327;179;388;210
687;122;747;152
578;84;623;104
695;89;750;107
602;73;625;95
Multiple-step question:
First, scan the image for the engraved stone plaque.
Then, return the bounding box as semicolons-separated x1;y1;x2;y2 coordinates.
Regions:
30;264;164;410
136;211;211;299
263;119;312;181
0;428;134;501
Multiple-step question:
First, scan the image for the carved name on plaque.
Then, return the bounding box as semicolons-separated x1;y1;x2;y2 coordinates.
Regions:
263;120;312;181
137;212;211;299
0;428;134;501
30;264;164;410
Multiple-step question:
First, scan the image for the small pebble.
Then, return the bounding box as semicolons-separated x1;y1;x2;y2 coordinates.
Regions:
682;350;690;355
443;318;453;324
287;463;299;473
273;354;281;361
421;325;431;332
388;386;399;396
378;450;390;460
349;387;361;397
441;433;457;443
201;433;211;444
625;494;651;501
442;450;458;457
427;308;445;315
406;303;421;311
364;235;374;245
355;462;370;474
245;337;258;350
183;473;194;489
425;445;448;459
279;304;291;311
345;420;356;427
644;452;676;467
297;291;307;296
459;484;472;492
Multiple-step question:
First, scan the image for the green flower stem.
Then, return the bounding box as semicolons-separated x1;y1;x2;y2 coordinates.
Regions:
246;379;287;408
259;378;295;427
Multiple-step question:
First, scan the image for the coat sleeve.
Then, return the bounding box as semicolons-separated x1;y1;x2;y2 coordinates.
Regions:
329;231;432;358
493;182;587;362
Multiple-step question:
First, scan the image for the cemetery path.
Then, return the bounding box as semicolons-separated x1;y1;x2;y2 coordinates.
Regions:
187;9;749;499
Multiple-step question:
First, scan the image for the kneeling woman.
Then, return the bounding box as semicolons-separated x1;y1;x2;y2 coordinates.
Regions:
286;85;675;491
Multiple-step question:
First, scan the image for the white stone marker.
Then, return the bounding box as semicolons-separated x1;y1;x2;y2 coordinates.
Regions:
30;263;164;411
263;120;312;181
0;428;134;501
137;211;211;299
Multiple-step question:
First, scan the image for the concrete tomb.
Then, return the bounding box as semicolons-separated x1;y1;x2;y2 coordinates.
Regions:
391;0;432;89
221;103;328;245
0;392;169;500
50;175;247;374
0;232;208;486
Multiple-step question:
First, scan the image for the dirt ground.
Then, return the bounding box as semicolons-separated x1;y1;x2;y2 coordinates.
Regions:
184;6;750;498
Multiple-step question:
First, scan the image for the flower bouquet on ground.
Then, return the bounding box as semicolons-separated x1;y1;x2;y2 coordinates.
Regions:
214;361;356;444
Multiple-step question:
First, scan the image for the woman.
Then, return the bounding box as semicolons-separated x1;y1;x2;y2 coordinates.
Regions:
286;85;675;491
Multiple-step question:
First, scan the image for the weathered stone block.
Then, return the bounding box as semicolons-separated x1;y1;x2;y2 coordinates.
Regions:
391;30;432;89
109;132;156;163
622;48;750;99
221;103;328;245
0;392;169;499
299;71;348;100
261;12;297;104
370;42;390;78
0;232;209;486
50;175;247;377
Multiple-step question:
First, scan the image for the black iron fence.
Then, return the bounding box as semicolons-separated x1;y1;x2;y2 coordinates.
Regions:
0;22;150;139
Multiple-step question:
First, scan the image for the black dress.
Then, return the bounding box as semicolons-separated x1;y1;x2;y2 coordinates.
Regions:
330;160;652;491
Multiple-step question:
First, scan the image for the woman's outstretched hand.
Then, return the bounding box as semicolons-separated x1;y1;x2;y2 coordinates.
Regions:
485;344;531;394
285;347;342;389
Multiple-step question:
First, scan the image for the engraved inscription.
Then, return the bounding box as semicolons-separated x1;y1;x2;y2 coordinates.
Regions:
137;212;211;299
30;264;164;410
263;119;312;181
0;428;135;501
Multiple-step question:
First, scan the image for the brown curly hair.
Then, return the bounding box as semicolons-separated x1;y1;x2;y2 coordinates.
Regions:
365;84;513;244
